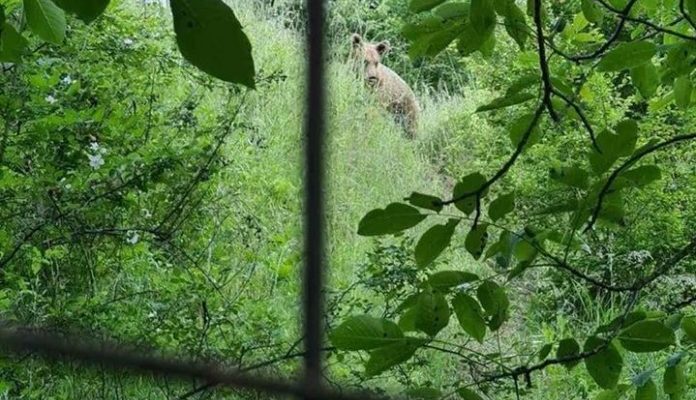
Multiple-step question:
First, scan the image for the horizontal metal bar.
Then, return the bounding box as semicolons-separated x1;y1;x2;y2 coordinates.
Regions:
0;324;386;400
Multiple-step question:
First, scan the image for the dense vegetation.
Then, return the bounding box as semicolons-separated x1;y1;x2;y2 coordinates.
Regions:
0;0;695;399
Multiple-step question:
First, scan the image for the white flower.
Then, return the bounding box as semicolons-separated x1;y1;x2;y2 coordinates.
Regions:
45;95;57;104
123;38;134;47
88;153;104;170
89;142;100;152
61;75;72;85
126;231;140;245
141;208;152;219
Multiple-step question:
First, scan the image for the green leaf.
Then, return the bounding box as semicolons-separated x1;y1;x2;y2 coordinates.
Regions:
508;112;542;148
582;0;604;24
452;293;487;343
618;320;675;352
634;379;657;400
488;193;515;222
452;173;487;214
409;0;447;12
476;280;509;330
550;166;589;189
0;23;28;63
681;316;696;341
485;230;516;268
584;337;623;389
503;2;527;49
406;387;442;400
614;165;661;189
663;361;686;395
556;338;581;369
406;192;443;212
365;338;424;376
428;271;479;291
358;203;427;236
589;120;638;174
170;0;255;87
538;343;553;360
329;315;403;350
23;0;66;44
673;75;692;109
595;390;620;400
630;62;659;99
456;22;491;56
53;0;108;23
398;307;418;332
415;219;459;268
596;41;656;72
457;387;484;400
476;92;535;112
434;2;470;19
465;223;489;260
470;0;496;36
414;291;451;336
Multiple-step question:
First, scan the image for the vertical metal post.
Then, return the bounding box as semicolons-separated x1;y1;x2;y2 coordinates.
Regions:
303;0;326;398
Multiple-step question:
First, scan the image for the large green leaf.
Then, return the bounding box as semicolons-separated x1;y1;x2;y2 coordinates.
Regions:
329;315;403;350
428;271;479;291
0;23;28;62
581;0;604;24
681;316;696;341
24;0;66;44
406;192;443;212
589;120;638;174
409;0;447;12
452;293;486;343
630;62;659;99
508;112;542;148
452;173;487;214
170;0;255;87
476;280;509;330
358;203;426;236
53;0;108;23
613;165;661;189
457;387;484;400
596;41;656;72
634;379;657;400
488;192;515;221
405;387;442;400
502;2;527;49
550;166;589;189
476;92;535;112
618;320;675;352
556;338;581;369
663;360;686;395
673;75;692;109
365;338;425;376
470;0;496;35
584;337;623;389
465;223;489;260
415;219;459;268
414;291;451;336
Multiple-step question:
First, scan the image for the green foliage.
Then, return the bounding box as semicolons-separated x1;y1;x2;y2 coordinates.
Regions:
452;293;486;342
584;337;623;389
170;0;255;88
358;203;427;236
618;320;675;353
23;0;66;44
415;219;459;267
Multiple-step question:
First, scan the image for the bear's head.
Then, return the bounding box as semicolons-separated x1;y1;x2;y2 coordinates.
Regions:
351;33;391;87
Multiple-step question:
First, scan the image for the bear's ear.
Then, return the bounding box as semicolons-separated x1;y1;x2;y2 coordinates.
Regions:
351;33;363;48
376;41;391;55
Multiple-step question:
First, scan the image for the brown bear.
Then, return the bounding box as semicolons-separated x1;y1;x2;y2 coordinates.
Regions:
350;33;420;139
